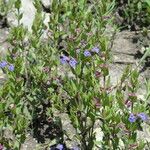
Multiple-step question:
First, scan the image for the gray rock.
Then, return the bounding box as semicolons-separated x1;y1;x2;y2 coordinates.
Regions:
21;134;38;150
7;0;36;31
0;28;10;57
6;0;51;32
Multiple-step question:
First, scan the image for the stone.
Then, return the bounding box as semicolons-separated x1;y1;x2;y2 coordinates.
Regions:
6;0;50;33
0;28;10;57
7;0;36;31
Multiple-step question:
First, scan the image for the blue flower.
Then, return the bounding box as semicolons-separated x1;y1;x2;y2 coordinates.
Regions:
56;144;64;150
137;113;148;121
8;64;14;71
0;61;7;68
91;47;100;53
128;113;136;123
84;50;91;57
69;58;77;68
60;55;69;64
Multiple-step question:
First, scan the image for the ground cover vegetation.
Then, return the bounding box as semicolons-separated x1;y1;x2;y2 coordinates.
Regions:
0;0;150;149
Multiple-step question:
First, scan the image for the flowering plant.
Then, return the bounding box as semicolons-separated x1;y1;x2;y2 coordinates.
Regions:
0;0;150;150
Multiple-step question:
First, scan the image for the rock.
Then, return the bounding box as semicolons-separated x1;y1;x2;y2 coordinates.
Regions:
21;134;38;150
7;9;17;27
41;0;51;9
0;28;10;57
112;31;140;55
0;70;6;86
43;12;50;27
94;128;103;142
20;0;36;30
7;0;36;31
137;123;150;142
0;28;10;86
6;0;51;32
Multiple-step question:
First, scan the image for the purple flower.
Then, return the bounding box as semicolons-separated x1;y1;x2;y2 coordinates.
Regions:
69;58;77;68
128;113;136;123
60;55;69;64
84;50;91;57
56;144;63;150
137;113;148;121
0;61;7;68
0;144;3;150
91;47;100;53
8;64;14;71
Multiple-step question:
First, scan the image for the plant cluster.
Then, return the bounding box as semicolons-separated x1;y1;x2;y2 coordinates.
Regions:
116;0;150;30
0;0;150;150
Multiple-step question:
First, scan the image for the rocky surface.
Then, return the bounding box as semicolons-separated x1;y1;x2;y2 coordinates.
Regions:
21;135;38;150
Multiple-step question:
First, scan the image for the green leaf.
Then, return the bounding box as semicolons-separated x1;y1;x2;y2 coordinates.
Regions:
145;0;150;7
120;65;131;83
75;62;82;76
15;0;21;9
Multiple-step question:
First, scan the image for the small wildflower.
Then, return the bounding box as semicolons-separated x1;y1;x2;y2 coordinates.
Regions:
75;28;81;33
91;47;100;53
100;64;108;69
102;16;111;20
95;71;101;78
0;61;7;68
94;98;101;108
8;64;14;71
56;144;64;150
128;93;136;97
84;50;91;57
47;117;53;123
125;100;132;108
137;113;148;121
0;144;3;150
87;32;93;36
69;58;77;68
128;113;136;123
60;55;69;64
129;143;138;149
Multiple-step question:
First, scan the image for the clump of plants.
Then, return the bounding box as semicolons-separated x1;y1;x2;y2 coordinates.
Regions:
0;0;150;150
116;0;150;30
